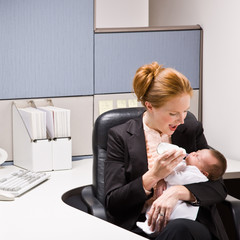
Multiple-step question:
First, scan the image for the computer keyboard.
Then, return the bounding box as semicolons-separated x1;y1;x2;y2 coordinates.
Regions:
0;169;50;197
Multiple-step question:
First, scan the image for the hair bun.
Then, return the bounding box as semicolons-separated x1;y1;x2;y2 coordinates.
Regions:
144;62;162;88
133;62;164;103
133;61;192;108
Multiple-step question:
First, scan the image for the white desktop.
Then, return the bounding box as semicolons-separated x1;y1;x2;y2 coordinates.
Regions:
223;158;240;179
0;156;239;240
0;159;146;240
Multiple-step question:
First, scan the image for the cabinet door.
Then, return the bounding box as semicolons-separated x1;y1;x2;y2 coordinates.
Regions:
95;29;201;94
0;0;93;99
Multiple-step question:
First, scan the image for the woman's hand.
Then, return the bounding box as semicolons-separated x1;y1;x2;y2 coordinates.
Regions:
147;185;192;232
151;149;185;179
142;149;185;192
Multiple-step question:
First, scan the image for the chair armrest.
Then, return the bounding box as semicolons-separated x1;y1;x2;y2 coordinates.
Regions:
224;195;240;238
81;185;107;221
219;195;240;240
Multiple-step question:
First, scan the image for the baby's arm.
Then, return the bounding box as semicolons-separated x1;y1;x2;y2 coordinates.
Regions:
165;165;208;186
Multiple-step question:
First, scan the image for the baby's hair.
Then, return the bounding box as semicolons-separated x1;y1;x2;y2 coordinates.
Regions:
133;62;193;108
207;149;227;181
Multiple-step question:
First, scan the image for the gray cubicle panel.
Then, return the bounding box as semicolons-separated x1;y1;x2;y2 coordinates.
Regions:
94;27;202;94
0;0;93;99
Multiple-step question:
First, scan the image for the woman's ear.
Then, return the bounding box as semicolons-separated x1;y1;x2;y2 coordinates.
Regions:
145;101;153;111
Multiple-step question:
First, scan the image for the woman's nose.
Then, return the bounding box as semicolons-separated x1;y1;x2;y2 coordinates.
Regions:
177;113;185;124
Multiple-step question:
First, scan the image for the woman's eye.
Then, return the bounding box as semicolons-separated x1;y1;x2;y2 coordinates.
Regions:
169;113;177;116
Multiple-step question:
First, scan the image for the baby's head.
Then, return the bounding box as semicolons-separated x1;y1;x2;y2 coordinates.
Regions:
185;149;227;181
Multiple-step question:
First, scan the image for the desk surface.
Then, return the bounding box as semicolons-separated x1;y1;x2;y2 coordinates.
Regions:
0;159;145;240
1;157;240;240
223;158;240;179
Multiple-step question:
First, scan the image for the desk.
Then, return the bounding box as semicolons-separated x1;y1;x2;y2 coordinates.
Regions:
223;158;240;179
1;157;240;240
0;159;145;240
223;158;240;200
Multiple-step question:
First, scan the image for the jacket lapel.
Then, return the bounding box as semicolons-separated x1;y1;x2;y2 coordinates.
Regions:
126;114;148;177
172;122;186;146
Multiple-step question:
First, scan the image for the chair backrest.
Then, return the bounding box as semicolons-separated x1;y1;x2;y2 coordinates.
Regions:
92;107;145;205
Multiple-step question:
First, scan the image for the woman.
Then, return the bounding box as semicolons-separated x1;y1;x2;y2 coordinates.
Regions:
104;62;228;240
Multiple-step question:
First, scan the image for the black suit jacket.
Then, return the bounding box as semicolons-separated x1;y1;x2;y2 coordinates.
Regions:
105;112;228;240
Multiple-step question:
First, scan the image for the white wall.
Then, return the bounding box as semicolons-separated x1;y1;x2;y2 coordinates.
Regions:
149;0;240;161
95;0;148;28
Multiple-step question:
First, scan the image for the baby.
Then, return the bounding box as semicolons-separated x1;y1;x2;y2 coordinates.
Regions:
137;143;227;234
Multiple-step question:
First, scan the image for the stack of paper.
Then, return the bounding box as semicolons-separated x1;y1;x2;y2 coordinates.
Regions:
38;106;70;139
18;107;47;140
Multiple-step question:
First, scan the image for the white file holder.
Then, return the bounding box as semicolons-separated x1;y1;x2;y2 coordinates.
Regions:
52;137;72;170
33;99;72;171
12;100;72;172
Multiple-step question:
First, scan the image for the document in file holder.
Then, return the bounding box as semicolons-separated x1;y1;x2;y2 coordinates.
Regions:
13;102;72;172
18;107;47;140
38;106;70;139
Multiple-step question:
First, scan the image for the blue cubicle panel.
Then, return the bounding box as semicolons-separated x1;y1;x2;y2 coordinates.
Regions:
0;0;93;99
94;30;201;94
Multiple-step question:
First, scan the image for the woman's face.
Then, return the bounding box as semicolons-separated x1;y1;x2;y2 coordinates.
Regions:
145;94;190;135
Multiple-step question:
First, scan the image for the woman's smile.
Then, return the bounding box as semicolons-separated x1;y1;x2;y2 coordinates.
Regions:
169;124;179;132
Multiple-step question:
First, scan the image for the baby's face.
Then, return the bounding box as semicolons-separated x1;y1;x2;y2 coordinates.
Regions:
185;149;216;171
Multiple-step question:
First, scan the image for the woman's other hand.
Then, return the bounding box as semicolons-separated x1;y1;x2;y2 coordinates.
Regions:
147;185;193;232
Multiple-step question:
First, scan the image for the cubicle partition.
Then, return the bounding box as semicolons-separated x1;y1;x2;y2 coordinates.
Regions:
0;0;202;160
94;26;202;122
0;0;94;99
94;27;201;94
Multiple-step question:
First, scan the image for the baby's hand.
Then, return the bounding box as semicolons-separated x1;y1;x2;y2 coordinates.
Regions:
155;179;166;198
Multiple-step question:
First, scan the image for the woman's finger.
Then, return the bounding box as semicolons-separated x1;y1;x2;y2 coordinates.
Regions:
162;208;170;229
157;150;184;167
147;205;154;227
150;207;161;231
169;154;184;168
158;149;177;160
156;210;165;232
147;204;160;231
166;150;185;162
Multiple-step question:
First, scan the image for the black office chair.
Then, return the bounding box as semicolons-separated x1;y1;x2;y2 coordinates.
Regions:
62;107;240;240
62;107;145;220
217;195;240;240
81;107;145;220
